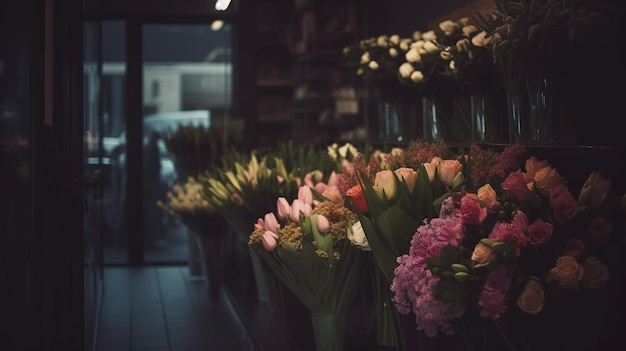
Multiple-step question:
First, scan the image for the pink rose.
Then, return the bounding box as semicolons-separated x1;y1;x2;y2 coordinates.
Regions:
547;256;584;291
526;218;554;245
501;170;531;202
460;193;488;225
437;159;463;188
533;165;567;196
394;167;417;194
516;280;544;315
581;257;610;288
549;184;578;224
578;171;611;210
563;238;585;259
586;216;613;244
512;210;529;233
488;222;528;251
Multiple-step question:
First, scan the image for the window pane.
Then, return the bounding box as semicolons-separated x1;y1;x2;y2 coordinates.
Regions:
142;23;233;265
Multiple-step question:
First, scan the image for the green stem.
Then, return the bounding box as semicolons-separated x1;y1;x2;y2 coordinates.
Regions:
310;311;346;351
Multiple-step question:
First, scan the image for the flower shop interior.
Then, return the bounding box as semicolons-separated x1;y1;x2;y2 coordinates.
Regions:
1;0;625;350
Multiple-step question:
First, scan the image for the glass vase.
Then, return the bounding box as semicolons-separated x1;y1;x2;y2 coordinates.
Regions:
422;96;439;142
470;94;487;143
507;92;527;144
378;100;417;144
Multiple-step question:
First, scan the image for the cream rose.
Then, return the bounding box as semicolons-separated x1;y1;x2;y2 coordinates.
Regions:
547;256;583;290
516;280;544;315
471;242;495;268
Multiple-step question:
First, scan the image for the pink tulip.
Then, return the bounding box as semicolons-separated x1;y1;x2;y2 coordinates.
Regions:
261;231;277;251
316;215;330;233
277;197;290;219
264;212;280;233
298;185;314;205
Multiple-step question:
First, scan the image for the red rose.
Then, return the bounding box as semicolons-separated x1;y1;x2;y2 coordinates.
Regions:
527;218;554;245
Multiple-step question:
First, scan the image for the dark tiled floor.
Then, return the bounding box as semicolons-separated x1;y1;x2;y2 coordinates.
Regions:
95;266;253;351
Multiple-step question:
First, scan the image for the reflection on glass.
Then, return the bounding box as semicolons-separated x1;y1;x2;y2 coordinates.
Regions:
141;23;233;264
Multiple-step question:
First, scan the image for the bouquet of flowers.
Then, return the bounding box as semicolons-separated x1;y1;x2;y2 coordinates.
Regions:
248;184;371;351
391;143;626;350
161;125;229;179
157;176;228;298
343;139;467;350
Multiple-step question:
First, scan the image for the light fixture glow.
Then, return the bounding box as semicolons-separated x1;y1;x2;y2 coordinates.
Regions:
215;0;231;11
211;20;224;31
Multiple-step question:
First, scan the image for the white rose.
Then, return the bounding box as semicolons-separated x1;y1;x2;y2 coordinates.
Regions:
347;221;371;251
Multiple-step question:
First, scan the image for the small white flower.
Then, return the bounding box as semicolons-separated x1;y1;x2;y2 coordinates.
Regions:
399;38;411;51
390;34;400;45
405;48;422;63
399;62;415;78
389;47;399;58
456;38;471;53
412;30;422;41
410;70;424;83
449;60;456;71
422;30;437;41
439;20;457;35
368;61;379;70
423;40;439;53
360;52;370;64
471;31;491;47
462;24;478;37
376;35;388;46
440;49;452;60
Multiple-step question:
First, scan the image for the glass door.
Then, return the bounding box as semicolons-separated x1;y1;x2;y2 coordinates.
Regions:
90;20;234;265
141;22;233;264
83;19;105;351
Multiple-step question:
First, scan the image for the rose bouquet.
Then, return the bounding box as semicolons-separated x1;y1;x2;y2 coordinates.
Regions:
248;184;371;351
391;143;626;350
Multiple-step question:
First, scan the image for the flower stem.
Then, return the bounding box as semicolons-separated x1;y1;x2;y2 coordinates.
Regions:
310;311;346;351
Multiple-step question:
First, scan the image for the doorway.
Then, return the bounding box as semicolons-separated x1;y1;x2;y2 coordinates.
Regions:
85;20;234;265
